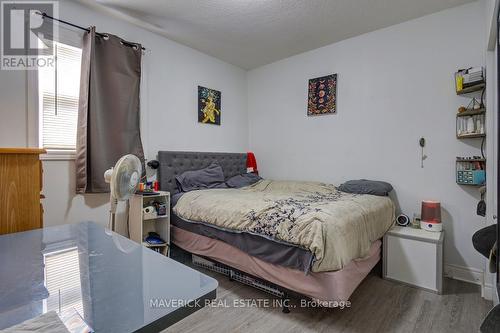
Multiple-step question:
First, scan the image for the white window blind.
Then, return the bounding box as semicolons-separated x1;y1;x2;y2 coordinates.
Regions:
44;247;84;315
38;42;82;151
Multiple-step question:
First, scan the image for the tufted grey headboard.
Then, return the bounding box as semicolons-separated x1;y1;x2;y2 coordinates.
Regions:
157;151;247;194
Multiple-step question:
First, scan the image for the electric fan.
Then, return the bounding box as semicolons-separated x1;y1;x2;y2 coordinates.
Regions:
104;154;142;231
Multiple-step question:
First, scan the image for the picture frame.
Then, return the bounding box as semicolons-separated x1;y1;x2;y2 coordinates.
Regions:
307;74;337;116
198;86;221;125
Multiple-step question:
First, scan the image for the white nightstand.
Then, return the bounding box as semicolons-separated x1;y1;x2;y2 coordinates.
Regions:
383;226;444;294
129;191;171;256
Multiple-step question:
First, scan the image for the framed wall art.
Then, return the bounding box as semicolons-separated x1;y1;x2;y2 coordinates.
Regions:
198;86;221;125
307;74;337;116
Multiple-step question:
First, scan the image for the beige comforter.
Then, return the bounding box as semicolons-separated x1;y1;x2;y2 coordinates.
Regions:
173;180;395;272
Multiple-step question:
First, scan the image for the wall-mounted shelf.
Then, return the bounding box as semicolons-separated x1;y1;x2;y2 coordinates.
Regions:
454;66;486;188
457;133;486;139
456;158;485;163
456;108;485;117
456;158;486;186
456;108;485;139
456;82;485;95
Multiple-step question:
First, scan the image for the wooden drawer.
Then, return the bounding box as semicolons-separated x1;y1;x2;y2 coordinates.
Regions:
0;148;45;235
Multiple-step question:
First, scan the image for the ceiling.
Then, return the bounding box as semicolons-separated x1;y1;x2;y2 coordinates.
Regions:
80;0;475;69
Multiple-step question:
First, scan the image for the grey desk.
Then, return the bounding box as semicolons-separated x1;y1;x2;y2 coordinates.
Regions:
0;222;217;332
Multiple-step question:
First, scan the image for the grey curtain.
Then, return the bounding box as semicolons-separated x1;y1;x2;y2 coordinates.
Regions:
76;27;145;194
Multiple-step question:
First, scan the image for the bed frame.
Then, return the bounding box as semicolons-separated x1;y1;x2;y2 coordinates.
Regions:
158;151;247;194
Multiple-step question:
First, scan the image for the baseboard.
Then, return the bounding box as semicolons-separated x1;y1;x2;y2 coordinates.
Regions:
444;264;482;284
483;282;494;301
444;264;492;301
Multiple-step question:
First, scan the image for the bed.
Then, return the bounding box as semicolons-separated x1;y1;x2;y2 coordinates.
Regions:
158;151;395;305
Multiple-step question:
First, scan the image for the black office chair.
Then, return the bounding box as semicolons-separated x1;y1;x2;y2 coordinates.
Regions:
472;224;496;262
473;224;499;333
481;306;500;333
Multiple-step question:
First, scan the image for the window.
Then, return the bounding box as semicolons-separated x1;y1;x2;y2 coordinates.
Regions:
43;247;84;315
38;41;82;154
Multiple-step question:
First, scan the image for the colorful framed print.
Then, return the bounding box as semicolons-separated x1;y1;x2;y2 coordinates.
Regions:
307;74;337;116
198;86;221;125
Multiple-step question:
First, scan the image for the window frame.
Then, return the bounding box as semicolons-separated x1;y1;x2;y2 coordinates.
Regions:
28;27;84;161
28;75;79;161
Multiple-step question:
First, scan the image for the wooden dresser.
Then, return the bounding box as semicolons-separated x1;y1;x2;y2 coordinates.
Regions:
0;148;46;235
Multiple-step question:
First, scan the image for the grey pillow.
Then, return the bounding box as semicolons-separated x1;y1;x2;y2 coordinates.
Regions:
226;173;262;188
175;162;227;192
338;179;393;196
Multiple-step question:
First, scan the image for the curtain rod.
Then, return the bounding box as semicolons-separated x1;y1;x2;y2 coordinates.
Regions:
36;12;146;51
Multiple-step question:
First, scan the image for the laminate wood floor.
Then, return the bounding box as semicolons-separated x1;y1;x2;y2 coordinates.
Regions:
165;268;492;333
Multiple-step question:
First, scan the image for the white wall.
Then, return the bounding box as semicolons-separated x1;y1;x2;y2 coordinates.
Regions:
0;0;493;277
0;0;248;233
248;2;487;271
